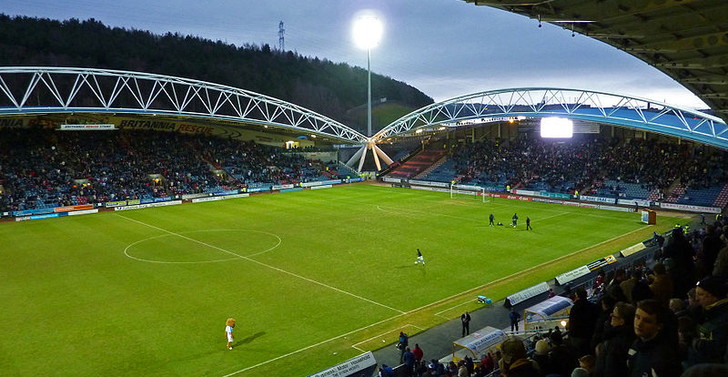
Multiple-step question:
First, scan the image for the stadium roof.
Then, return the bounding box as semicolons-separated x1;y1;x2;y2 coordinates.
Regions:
462;0;728;124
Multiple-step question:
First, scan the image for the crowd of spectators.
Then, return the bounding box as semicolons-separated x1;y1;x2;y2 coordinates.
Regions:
0;129;333;212
492;216;728;377
447;136;728;198
393;215;728;377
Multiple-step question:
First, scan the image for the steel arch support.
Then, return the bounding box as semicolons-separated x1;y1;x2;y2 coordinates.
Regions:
374;88;728;150
0;67;368;144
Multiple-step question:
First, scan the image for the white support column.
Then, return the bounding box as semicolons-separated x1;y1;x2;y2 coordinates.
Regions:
372;144;394;165
346;145;367;170
357;145;367;172
371;144;382;171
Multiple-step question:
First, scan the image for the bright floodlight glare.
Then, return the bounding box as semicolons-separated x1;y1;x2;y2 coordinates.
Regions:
540;117;574;138
352;13;383;50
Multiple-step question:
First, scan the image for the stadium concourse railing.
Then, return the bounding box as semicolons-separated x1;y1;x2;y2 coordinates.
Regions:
2;177;365;221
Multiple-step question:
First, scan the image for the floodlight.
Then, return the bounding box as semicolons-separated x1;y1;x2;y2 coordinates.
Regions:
540;117;574;138
352;13;383;50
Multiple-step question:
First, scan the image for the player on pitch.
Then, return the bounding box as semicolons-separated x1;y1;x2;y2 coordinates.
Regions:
415;249;425;265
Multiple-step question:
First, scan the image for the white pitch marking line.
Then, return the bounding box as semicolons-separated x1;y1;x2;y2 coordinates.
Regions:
122;229;282;264
220;225;650;376
350;323;422;352
434;299;473;318
117;214;405;315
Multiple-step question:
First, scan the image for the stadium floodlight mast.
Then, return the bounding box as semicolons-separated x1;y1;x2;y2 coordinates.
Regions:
352;11;383;137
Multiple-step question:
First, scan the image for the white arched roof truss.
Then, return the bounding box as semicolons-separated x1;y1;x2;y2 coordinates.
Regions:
0;67;368;144
373;88;728;150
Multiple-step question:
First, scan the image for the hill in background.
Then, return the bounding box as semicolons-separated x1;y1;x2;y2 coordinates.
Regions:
0;14;433;134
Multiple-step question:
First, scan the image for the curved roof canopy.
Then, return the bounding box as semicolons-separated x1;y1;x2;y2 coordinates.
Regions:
374;88;728;149
0;66;368;144
462;0;728;124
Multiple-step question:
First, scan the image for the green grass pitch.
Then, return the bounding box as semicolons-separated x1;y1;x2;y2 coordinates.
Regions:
0;184;681;376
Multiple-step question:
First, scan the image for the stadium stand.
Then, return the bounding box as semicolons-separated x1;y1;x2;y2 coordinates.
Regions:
0;129;334;212
387;149;447;179
385;136;728;205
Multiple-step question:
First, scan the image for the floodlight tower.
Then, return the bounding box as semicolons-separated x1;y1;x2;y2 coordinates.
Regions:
278;21;285;51
352;13;383;137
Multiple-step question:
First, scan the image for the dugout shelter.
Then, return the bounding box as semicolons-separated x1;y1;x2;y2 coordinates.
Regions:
523;296;573;331
448;326;506;364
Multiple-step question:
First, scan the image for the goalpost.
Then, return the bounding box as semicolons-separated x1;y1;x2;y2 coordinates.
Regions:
450;184;487;203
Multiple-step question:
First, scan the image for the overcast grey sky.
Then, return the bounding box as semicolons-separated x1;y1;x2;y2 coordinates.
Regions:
2;0;708;109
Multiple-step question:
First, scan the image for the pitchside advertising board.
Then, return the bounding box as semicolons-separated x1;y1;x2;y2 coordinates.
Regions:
307;352;377;377
555;255;616;285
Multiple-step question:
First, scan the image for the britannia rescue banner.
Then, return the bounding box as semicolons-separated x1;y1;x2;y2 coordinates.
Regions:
307;352;377;377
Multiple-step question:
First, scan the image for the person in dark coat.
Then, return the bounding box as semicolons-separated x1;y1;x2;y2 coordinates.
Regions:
593;302;636;377
627;299;681;377
461;310;472;337
661;227;695;298
568;287;599;357
687;275;728;366
499;336;540;377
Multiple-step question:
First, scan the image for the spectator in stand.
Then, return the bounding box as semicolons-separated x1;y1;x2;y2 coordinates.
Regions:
457;360;470;377
648;263;674;305
627;299;681;377
713;245;728;277
548;330;577;377
481;352;496;375
567;287;599;357
591;295;617;349
593;302;636;377
620;270;640;304
577;354;594;375
677;316;697;369
532;339;551;374
681;363;728;377
631;269;654;304
606;269;628;303
686;275;728;366
498;336;539;377
698;224;722;279
661;227;696;298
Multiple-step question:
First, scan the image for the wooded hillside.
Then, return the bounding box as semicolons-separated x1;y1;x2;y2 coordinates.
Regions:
0;15;433;132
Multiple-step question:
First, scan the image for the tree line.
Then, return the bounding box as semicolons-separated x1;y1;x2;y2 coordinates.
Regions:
0;14;433;132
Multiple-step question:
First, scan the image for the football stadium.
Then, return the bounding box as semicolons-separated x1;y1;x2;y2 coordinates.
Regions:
2;2;728;377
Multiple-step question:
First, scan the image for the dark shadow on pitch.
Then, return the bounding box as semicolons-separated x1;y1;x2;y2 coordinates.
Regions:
234;331;265;346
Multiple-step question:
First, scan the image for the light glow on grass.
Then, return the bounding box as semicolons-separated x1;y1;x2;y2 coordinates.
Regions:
0;184;679;376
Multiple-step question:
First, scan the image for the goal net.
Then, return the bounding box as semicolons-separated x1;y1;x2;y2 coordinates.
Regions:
450;184;486;203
